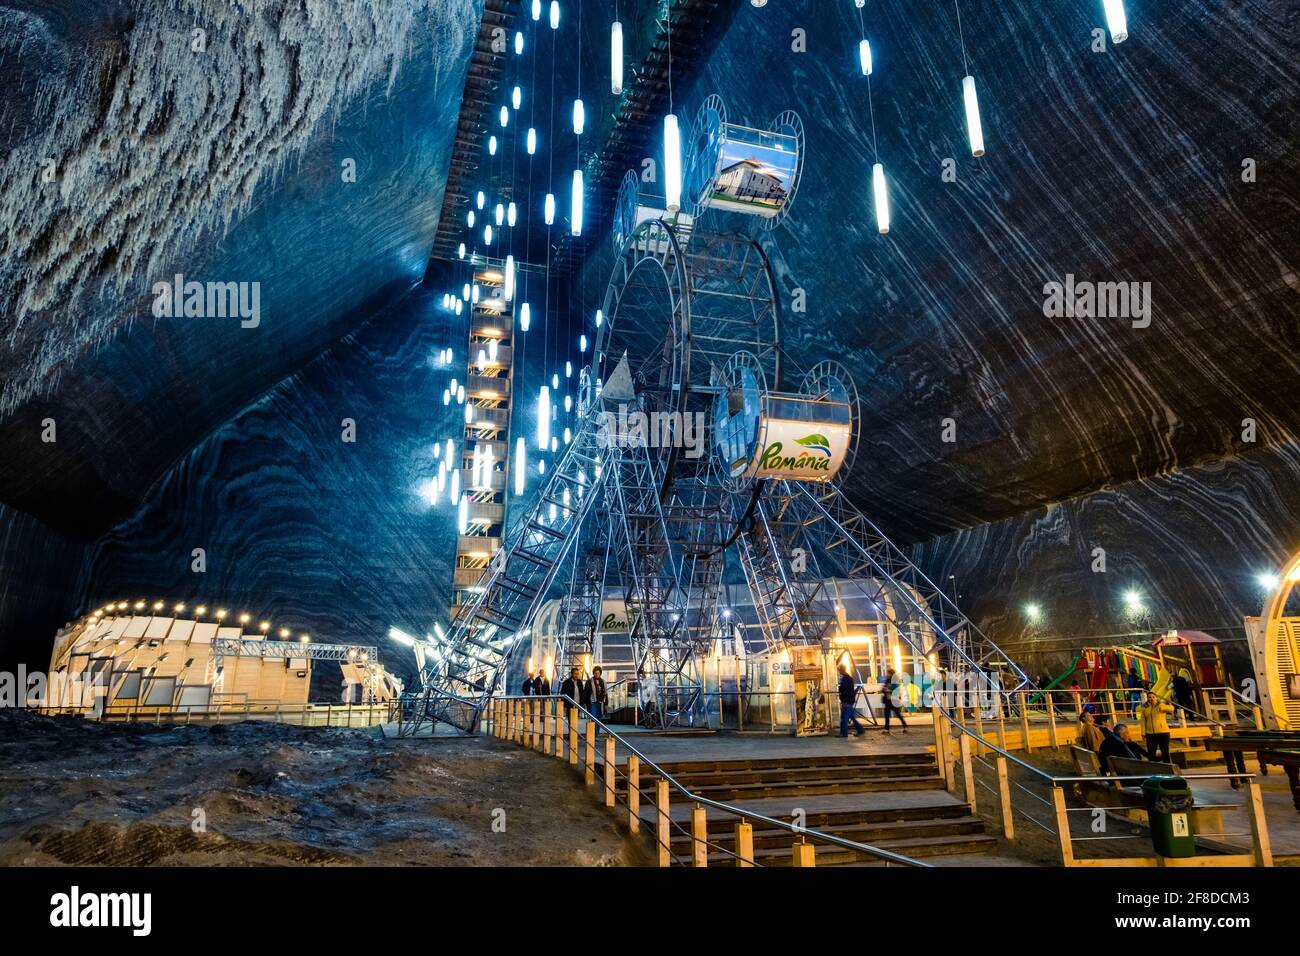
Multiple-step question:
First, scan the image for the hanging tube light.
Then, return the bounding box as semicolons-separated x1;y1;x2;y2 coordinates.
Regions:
571;169;584;236
1102;0;1128;44
663;113;682;213
872;162;890;234
514;437;526;495
858;39;873;76
572;98;585;136
963;75;985;157
611;21;624;95
538;386;551;450
544;192;556;225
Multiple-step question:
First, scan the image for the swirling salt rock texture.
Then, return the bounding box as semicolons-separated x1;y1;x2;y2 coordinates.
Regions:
0;0;479;537
0;0;479;662
70;285;464;682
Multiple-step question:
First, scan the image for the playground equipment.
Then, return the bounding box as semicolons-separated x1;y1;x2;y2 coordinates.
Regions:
402;96;1030;736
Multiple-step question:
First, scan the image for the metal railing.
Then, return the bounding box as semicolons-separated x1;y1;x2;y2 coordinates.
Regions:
924;693;1275;866
490;693;929;868
37;698;392;728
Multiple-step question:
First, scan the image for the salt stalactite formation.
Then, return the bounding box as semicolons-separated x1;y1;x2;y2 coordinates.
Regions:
0;0;473;416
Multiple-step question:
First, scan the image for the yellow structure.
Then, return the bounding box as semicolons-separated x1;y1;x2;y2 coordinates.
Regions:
1244;549;1300;730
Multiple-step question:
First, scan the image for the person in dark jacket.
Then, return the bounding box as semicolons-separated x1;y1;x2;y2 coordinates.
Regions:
1097;722;1148;773
1171;672;1195;714
838;664;864;737
881;668;908;734
559;667;584;708
1125;667;1144;715
586;666;608;720
534;672;551;697
521;671;536;696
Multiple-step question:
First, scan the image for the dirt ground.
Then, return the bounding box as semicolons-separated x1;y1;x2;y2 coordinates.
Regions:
0;710;650;866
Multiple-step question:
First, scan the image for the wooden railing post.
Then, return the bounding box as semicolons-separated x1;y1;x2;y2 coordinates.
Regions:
973;704;986;757
627;756;641;834
1051;786;1074;867
959;732;976;812
1246;781;1274;867
585;720;597;785
691;806;708;867
604;737;617;809
791;840;815;867
655;779;671;867
931;701;948;787
1020;699;1033;753
544;702;555;755
734;821;754;867
1047;693;1059;749
996;756;1015;840
568;708;579;766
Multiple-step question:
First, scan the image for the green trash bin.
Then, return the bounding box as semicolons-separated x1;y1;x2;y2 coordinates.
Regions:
1142;775;1196;858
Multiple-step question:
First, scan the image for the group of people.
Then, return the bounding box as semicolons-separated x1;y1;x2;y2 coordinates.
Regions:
1078;690;1176;771
837;664;908;738
520;666;609;720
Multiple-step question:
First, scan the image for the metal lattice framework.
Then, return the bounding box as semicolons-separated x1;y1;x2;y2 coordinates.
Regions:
407;212;1030;734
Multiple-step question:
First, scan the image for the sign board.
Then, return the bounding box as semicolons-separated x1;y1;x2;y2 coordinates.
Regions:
746;418;851;482
599;599;640;634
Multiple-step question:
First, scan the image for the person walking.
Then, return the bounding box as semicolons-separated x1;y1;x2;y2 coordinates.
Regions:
586;666;607;720
521;671;537;696
1137;691;1174;762
880;668;908;734
638;669;661;729
560;666;584;708
837;664;864;737
534;670;551;697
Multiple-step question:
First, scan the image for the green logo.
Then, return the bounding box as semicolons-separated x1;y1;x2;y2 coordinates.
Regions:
758;439;832;473
794;433;831;457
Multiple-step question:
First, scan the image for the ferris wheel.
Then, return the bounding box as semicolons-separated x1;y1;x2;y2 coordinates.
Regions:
403;96;1027;735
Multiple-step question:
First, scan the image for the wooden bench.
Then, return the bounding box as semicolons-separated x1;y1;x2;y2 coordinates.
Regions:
1069;747;1229;832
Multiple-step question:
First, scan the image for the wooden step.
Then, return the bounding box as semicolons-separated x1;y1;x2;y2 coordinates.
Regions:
615;761;940;788
674;802;975;834
645;752;935;774
668;814;986;855
672;830;999;866
630;775;946;802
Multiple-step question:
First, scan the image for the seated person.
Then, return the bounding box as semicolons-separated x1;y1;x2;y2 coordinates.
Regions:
1078;710;1105;752
1097;721;1148;774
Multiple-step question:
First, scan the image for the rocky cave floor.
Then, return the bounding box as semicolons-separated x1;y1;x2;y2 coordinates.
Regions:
0;710;648;866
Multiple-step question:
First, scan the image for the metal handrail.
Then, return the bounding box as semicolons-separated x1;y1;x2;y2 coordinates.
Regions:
935;697;1256;788
989;685;1228;730
498;693;930;867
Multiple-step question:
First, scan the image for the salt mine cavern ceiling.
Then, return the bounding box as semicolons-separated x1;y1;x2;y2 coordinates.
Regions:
0;0;1297;673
